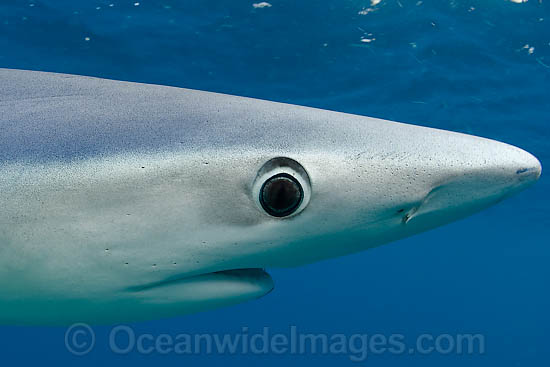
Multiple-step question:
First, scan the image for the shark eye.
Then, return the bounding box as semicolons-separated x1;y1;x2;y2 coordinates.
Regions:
260;173;304;217
253;157;311;218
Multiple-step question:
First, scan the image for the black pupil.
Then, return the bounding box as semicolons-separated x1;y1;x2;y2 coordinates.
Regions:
260;173;303;217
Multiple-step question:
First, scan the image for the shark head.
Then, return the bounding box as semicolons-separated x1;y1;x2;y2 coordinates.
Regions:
0;69;541;324
201;106;542;269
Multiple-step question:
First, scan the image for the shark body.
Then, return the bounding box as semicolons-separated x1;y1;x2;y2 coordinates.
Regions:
0;69;541;324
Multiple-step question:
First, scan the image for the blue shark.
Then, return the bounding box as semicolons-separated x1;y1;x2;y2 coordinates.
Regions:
0;69;541;324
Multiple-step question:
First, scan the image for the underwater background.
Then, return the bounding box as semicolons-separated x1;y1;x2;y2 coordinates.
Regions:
0;0;548;365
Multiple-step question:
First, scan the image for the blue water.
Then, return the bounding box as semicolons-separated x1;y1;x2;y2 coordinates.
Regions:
1;0;549;365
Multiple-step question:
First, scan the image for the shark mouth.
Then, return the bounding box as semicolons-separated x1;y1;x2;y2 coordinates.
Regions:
126;268;273;294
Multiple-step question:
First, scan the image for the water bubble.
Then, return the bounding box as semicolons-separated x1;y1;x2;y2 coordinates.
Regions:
252;2;272;8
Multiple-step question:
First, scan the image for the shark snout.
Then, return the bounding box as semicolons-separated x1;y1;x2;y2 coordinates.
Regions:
404;139;541;226
489;142;541;193
449;137;542;196
513;148;542;183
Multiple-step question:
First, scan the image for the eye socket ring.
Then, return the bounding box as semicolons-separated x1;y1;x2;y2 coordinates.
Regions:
252;157;311;218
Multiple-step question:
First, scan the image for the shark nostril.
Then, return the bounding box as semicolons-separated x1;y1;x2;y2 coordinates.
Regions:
513;154;542;182
516;166;541;182
516;168;529;174
508;146;542;181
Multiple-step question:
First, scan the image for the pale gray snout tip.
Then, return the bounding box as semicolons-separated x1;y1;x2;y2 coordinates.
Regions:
515;148;542;183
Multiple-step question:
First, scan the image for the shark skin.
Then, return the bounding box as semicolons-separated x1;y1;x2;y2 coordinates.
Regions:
0;69;541;325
